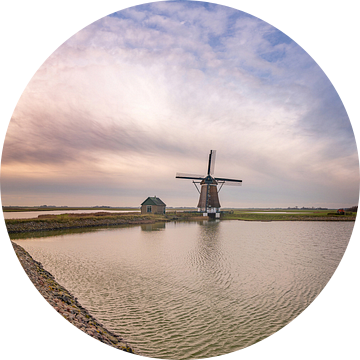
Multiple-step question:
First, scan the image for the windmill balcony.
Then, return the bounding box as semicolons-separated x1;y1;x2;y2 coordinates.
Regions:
198;207;220;213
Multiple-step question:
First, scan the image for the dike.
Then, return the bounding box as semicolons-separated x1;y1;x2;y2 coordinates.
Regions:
11;241;138;354
5;213;165;233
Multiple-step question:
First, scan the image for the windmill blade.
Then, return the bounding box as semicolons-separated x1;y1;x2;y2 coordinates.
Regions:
209;150;216;175
220;181;242;186
215;177;242;185
176;173;205;180
207;150;216;175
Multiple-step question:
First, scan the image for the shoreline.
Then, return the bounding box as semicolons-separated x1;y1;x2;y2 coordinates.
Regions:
11;241;137;354
5;212;169;234
5;211;356;234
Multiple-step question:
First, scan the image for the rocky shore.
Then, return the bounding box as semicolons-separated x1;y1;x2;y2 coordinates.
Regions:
11;241;137;354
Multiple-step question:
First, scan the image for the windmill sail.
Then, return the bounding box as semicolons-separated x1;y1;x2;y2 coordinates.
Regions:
214;177;242;182
209;150;216;175
176;173;205;180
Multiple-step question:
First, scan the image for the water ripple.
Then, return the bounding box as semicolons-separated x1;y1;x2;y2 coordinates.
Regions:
14;221;353;359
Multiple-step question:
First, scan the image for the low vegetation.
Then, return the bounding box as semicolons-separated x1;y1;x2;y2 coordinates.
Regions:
5;212;165;234
5;209;356;235
2;206;138;212
220;209;357;221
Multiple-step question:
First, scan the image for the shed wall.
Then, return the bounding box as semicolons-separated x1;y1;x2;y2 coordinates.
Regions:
141;204;166;214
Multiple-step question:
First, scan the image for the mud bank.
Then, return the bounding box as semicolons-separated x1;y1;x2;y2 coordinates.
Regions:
11;241;137;354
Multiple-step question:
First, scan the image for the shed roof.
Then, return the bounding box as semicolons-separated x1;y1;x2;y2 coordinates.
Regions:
141;196;166;206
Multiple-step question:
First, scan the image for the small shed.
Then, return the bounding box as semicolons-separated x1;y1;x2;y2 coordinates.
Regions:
141;196;166;215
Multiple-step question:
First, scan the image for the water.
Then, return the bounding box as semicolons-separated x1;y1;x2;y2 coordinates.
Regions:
3;209;138;219
12;220;353;359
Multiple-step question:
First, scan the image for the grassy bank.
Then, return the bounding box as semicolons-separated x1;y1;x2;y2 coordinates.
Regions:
5;211;205;234
3;206;139;212
5;212;161;233
5;209;356;234
220;209;357;221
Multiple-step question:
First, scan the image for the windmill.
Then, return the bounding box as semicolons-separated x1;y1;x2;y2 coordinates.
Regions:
176;150;242;218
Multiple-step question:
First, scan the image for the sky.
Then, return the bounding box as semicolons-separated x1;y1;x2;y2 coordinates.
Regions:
1;0;359;209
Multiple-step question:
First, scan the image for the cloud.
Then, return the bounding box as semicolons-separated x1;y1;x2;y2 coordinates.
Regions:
1;1;358;207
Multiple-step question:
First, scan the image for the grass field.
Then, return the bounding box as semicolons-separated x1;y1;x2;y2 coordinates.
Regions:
4;208;357;223
4;212;165;234
219;209;356;221
4;208;356;234
2;206;139;212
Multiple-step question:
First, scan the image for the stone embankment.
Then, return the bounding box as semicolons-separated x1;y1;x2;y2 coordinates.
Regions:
11;241;137;354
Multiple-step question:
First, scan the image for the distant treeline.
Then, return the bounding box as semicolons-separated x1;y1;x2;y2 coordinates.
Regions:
346;206;358;212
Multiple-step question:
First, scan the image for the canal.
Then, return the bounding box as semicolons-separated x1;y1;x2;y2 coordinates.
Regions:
12;220;353;359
